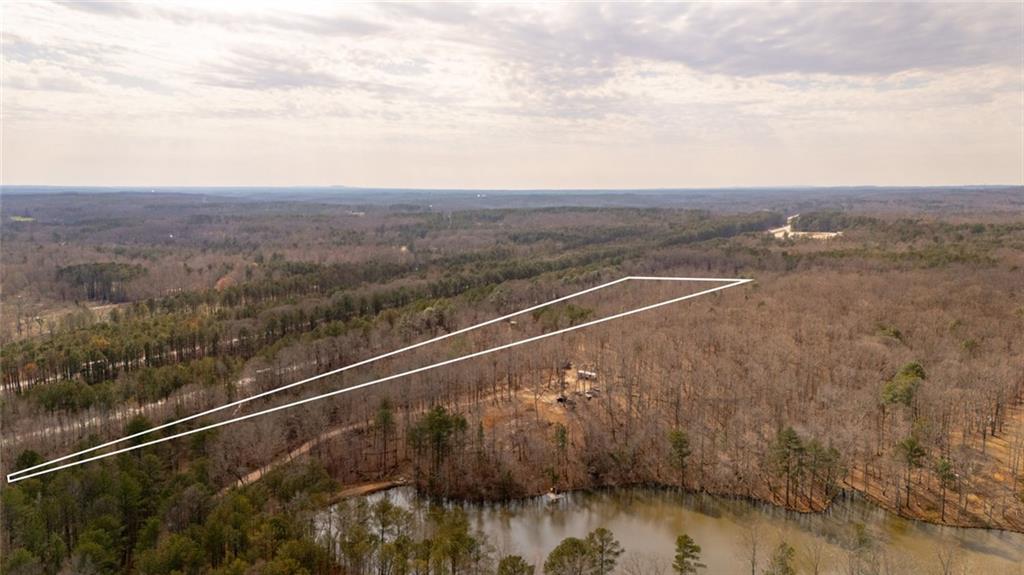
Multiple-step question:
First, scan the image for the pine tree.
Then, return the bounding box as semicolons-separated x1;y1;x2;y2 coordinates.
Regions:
543;537;590;575
768;427;805;506
935;457;956;521
668;429;692;488
764;542;796;575
672;534;705;574
498;555;534;575
897;435;926;509
585;528;623;575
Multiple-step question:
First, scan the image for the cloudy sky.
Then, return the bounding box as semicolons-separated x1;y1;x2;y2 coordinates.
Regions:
2;1;1022;188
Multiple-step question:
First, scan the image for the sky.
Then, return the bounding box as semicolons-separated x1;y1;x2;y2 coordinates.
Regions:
2;1;1022;188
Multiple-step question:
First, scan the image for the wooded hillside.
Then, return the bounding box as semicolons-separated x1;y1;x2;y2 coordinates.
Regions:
1;188;1022;574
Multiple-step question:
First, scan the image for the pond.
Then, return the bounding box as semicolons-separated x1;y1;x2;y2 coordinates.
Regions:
323;487;1024;573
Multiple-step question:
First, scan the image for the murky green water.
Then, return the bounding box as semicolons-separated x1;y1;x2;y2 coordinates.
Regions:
332;487;1024;574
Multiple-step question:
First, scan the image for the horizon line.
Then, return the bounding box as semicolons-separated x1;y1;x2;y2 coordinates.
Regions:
3;183;1021;193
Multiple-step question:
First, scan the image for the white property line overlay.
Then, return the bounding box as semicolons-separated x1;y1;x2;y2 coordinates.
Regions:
7;276;751;483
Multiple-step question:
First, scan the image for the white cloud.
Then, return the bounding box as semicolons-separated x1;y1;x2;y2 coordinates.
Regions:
1;1;1021;187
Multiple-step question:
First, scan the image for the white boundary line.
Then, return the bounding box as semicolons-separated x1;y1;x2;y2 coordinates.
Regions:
7;276;751;483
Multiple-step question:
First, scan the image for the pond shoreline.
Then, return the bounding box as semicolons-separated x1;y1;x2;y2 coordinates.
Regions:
321;483;1024;573
328;477;1024;536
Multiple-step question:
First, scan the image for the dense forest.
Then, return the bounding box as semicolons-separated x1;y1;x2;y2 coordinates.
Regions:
1;188;1022;574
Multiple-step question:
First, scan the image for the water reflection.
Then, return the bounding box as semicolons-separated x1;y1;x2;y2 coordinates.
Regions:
332;487;1023;574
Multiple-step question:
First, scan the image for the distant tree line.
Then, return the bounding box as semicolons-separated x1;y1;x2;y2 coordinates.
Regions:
56;262;147;302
